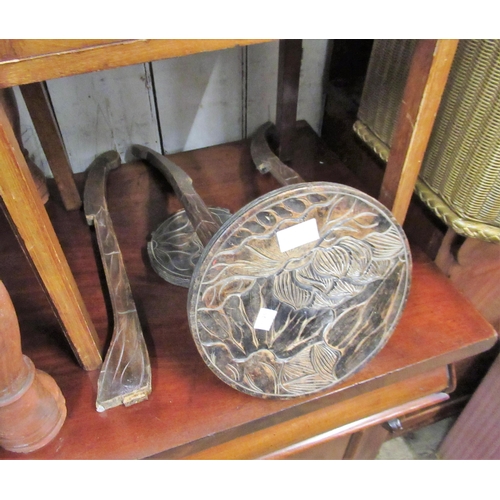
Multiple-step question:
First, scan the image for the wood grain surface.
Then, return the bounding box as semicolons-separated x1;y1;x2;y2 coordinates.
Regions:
0;40;272;88
0;123;496;459
0;98;102;370
379;39;458;224
20;82;81;210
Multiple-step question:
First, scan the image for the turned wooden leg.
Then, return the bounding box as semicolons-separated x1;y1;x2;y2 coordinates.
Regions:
0;281;67;453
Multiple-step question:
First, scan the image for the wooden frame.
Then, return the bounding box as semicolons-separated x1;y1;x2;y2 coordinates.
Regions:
379;39;458;224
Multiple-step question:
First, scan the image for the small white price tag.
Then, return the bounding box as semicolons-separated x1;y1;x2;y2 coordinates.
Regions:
254;308;278;331
276;218;320;253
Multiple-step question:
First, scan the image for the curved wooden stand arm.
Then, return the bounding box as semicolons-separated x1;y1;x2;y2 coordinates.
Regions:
131;145;221;246
84;151;152;412
251;122;305;185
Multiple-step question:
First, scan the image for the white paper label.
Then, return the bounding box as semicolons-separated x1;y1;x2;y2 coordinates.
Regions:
254;308;278;331
276;218;320;252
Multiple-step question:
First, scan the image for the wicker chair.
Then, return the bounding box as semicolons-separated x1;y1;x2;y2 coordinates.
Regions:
354;39;500;243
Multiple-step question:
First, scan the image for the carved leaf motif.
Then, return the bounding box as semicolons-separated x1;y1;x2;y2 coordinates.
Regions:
198;308;232;343
312;246;351;277
273;271;313;310
189;183;411;399
365;259;392;278
280;343;340;395
325;262;405;376
269;307;332;358
331;280;365;296
338;238;372;277
149;207;231;286
363;226;405;259
242;350;279;394
310;343;341;379
241;220;266;234
282;376;334;395
210;278;255;308
294;265;335;294
311;282;366;309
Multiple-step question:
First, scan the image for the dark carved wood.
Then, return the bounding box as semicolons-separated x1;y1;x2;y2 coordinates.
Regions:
0;126;496;459
148;207;232;287
251;122;305;185
130;145;220;246
132;141;412;399
145;122;303;288
84;151;151;411
188;182;412;398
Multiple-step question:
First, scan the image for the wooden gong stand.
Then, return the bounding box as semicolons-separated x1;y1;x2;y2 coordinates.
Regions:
130;124;412;400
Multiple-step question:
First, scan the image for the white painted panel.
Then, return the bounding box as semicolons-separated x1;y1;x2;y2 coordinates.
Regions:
11;86;51;177
31;41;329;175
152;48;244;153
46;63;160;173
246;40;329;137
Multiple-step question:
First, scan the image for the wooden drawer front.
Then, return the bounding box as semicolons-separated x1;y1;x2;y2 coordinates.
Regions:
184;366;452;460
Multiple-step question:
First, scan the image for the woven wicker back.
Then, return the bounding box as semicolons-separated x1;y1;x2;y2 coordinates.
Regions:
354;39;500;242
357;39;417;153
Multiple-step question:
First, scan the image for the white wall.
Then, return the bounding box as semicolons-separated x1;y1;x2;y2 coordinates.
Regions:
14;40;330;176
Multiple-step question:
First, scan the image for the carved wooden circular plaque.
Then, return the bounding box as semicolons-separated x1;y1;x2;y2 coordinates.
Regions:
188;182;412;399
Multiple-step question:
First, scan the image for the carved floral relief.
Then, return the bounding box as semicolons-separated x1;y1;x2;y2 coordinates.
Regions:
188;182;411;398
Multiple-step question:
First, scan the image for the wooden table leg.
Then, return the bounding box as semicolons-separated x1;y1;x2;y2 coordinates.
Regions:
0;99;102;371
20;82;82;211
